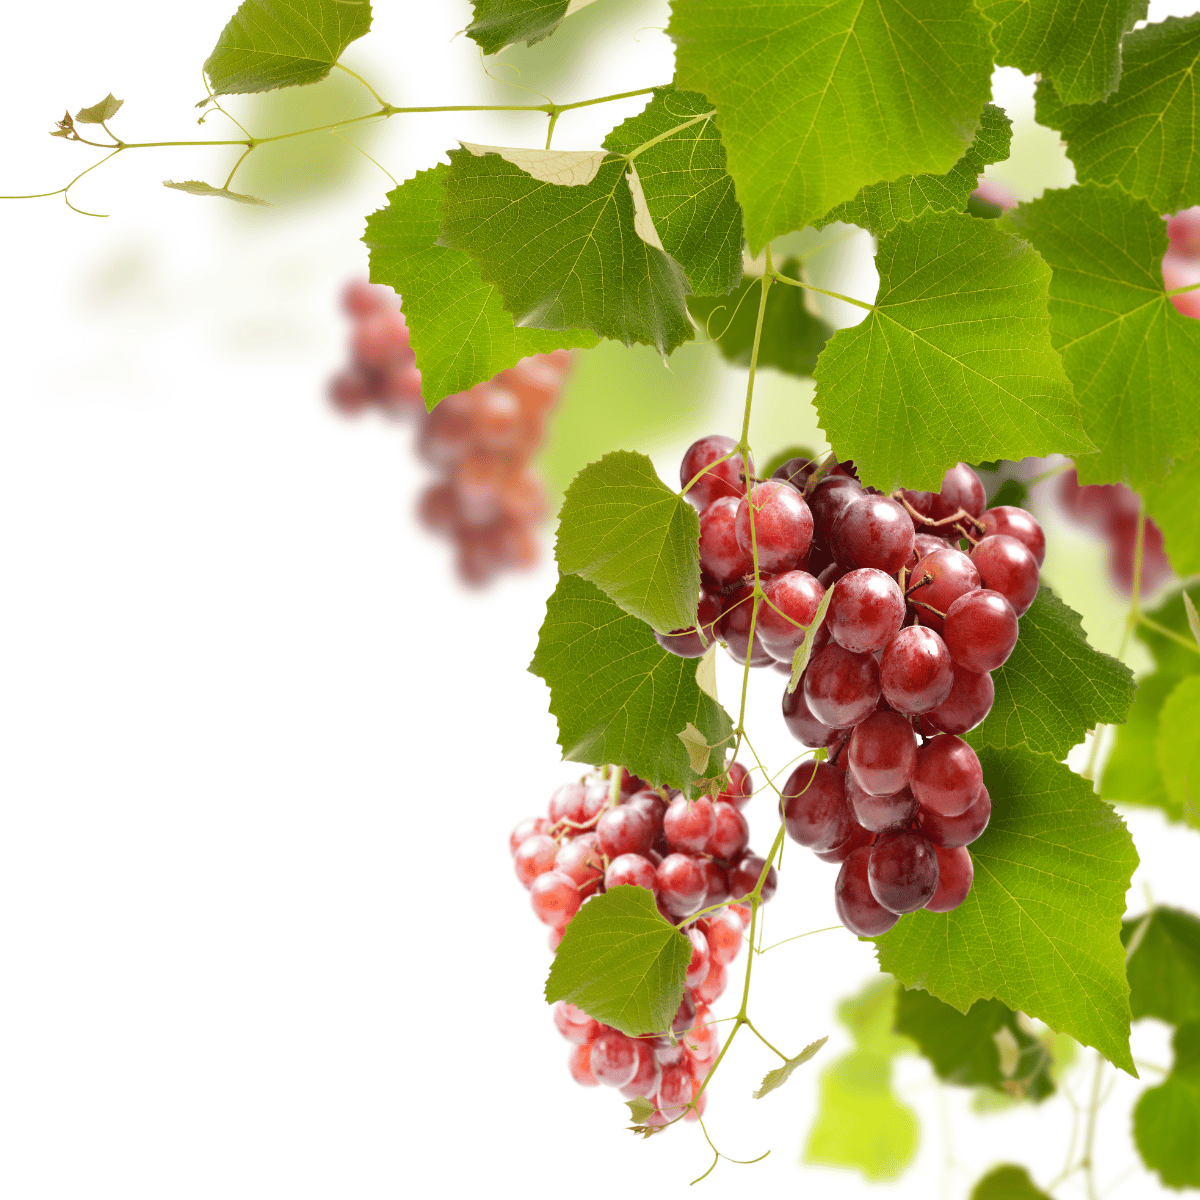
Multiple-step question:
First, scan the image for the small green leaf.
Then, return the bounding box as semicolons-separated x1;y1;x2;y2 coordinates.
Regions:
529;573;734;792
74;93;123;124
1144;457;1200;577
690;259;832;380
970;1164;1053;1200
668;0;994;250
439;146;694;355
555;451;701;634
814;211;1090;492
677;722;711;775
162;180;270;206
874;747;1138;1075
978;0;1147;106
465;0;582;55
966;585;1135;760
1157;676;1200;820
624;1094;657;1124
203;0;373;95
695;643;718;702
1036;16;1200;216
788;587;834;695
1122;907;1200;1026
602;85;743;298
817;104;1013;236
545;885;690;1036
753;1036;827;1099
362;165;596;407
1134;1019;1200;1189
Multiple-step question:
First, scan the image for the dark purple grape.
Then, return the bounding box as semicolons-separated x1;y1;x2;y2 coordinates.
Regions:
868;829;939;913
654;588;723;658
834;846;899;935
918;785;990;848
846;772;917;832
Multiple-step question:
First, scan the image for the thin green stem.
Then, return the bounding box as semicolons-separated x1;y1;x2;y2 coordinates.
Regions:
1081;1053;1106;1200
756;924;841;955
544;108;560;149
557;85;662;112
626;110;714;161
221;144;254;190
742;1017;788;1062
333;61;389;108
1165;279;1200;298
1138;615;1200;655
770;270;875;311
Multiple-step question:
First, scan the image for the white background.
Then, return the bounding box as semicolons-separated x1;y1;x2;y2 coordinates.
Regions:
2;2;1198;1197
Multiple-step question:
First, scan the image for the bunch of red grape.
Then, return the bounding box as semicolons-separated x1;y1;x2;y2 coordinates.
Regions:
1162;205;1200;320
663;438;1049;935
1055;467;1172;597
509;763;775;1127
328;280;573;586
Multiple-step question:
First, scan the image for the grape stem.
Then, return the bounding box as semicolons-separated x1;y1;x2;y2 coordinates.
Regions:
769;269;875;312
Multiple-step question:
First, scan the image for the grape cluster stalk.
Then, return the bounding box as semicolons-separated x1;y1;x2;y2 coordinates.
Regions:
663;442;1050;934
328;281;573;586
509;763;777;1127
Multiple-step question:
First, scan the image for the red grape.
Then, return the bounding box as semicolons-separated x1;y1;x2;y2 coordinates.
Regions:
771;456;816;488
923;666;994;735
592;1030;639;1088
556;833;604;896
686;926;712;989
757;570;825;659
655;587;723;658
620;1038;663;1099
701;858;731;906
979;506;1046;566
782;761;854;850
729;853;777;902
918;785;991;848
828;568;906;653
831;495;915;573
925;846;974;912
879;625;955;713
699;497;753;586
808;475;864;544
548;782;587;825
707;910;743;965
911;735;983;817
718;761;753;809
815;820;875;863
868;829;939;913
626;790;666;839
846;769;918;832
605;853;658;892
847;711;918;796
664;796;718;853
597;805;653;859
568;1042;599;1086
719;584;777;667
931;462;986;521
680;435;751;510
696;960;728;1005
554;1001;600;1045
530;869;583;927
657;854;707;916
658;1064;694;1119
834;846;899;935
971;534;1039;616
707;800;751;861
906;548;980;634
514;833;558;887
509;815;549;855
735;481;814;572
943;589;1019;672
671;990;697;1034
804;644;882;727
781;678;847;748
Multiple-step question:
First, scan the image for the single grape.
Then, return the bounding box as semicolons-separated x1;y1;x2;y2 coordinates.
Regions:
699;497;752;586
814;820;875;863
923;666;994;735
847;711;918;796
513;833;558;887
781;677;847;748
530;869;583;927
718;761;753;809
664;796;718;854
879;625;955;713
817;562;851;590
846;770;917;832
707;910;744;965
868;829;939;913
619;1038;663;1099
971;535;1039;616
782;761;854;850
771;456;816;488
729;853;777;902
617;769;650;797
680;435;751;510
657;853;708;916
592;1030;639;1088
728;902;752;929
943;589;1019;672
553;1001;600;1045
834;846;899;935
686;926;712;989
830;496;915;573
906;547;980;634
756;570;825;659
911;734;983;817
910;533;948;564
979;506;1046;566
625;790;667;839
804;644;882;727
918;785;990;848
654;1037;687;1067
605;853;658;892
925;846;974;912
828;568;905;653
719;584;777;667
547;781;587;825
509;815;549;855
706;800;751;861
735;480;814;573
808;475;865;545
577;782;610;828
696;960;727;1005
657;1064;694;1120
555;833;605;897
701;858;731;906
567;1042;599;1087
931;462;986;521
654;587;723;658
596;805;652;859
671;990;697;1035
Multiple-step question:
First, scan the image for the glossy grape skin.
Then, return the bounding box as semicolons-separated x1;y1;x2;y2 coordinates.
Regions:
578;782;610;828
879;626;955;714
827;568;906;654
671;990;697;1034
735;481;814;572
729;853;777;902
830;496;915;573
568;1043;599;1087
680;435;751;510
771;456;816;488
718;761;753;809
846;770;917;832
699;497;752;586
547;782;587;825
696;960;728;1005
597;805;654;859
918;785;991;848
707;911;743;965
658;1064;694;1119
626;790;666;839
509;815;549;855
932;462;987;521
605;853;658;892
808;476;864;544
814;820;874;863
868;830;939;913
514;833;558;887
657;853;708;916
910;533;948;564
655;588;723;658
685;926;712;989
719;585;776;667
664;796;717;853
554;1000;600;1045
592;1030;639;1088
943;589;1019;672
782;679;847;748
971;534;1039;616
923;666;994;735
782;761;854;850
906;548;980;635
707;800;751;861
556;833;604;896
979;506;1046;566
620;1039;663;1099
834;846;900;935
804;644;882;727
757;570;825;659
530;869;583;927
847;711;918;796
911;735;984;817
925;845;974;912
700;858;731;906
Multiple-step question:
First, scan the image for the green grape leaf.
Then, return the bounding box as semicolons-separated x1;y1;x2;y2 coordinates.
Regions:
465;0;600;55
439;146;694;355
162;180;270;205
1002;185;1200;489
689;259;832;379
874;747;1138;1075
203;0;373;95
894;991;1054;1100
529;573;733;792
1144;454;1200;578
814;211;1089;493
555;451;701;634
1103;592;1200;824
1036;16;1200;216
970;1164;1053;1200
74;93;123;124
966;585;1135;760
803;978;919;1181
978;0;1147;106
753;1037;828;1099
817;104;1013;236
1134;1019;1200;1189
1123;907;1200;1026
668;0;994;250
1157;676;1200;820
544;884;690;1037
602;85;743;298
625;1094;657;1125
788;587;834;695
362;166;596;407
